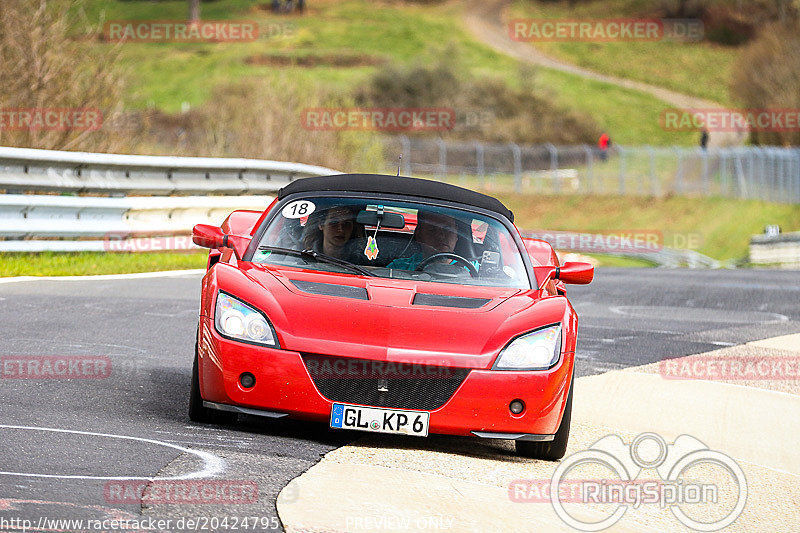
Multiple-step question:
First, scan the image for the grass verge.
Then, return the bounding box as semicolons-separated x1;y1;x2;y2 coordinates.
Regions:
0;252;207;277
0;248;652;277
498;193;800;261
584;254;658;267
510;0;738;106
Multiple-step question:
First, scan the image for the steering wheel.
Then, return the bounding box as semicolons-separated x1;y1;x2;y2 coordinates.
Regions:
414;253;478;278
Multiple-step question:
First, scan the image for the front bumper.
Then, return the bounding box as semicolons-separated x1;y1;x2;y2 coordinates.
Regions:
198;317;573;437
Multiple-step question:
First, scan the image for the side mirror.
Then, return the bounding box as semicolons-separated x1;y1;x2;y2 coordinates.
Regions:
193;224;252;260
532;261;594;291
193;224;224;249
557;262;594;285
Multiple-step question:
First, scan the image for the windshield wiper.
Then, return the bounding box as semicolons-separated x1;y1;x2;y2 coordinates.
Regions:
257;246;376;277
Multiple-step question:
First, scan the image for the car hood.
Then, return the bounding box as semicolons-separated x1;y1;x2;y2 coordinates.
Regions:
233;264;551;369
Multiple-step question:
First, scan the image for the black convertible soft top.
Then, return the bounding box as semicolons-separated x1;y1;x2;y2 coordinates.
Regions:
278;174;514;222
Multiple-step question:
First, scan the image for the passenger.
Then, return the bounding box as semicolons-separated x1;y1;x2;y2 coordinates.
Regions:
388;210;476;271
302;206;358;259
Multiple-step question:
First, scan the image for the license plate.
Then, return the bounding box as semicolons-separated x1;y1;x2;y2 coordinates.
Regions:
330;403;429;437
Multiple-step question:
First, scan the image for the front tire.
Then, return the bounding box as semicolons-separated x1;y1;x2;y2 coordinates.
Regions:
516;376;573;460
189;334;237;425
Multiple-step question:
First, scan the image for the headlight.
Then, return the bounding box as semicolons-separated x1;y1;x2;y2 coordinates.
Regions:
215;291;279;347
494;324;562;370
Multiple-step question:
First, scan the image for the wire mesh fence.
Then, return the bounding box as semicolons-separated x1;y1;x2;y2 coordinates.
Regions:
381;136;800;203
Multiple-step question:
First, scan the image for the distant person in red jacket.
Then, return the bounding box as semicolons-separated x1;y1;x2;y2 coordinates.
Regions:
598;132;611;162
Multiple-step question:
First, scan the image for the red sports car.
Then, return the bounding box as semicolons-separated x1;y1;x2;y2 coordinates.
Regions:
189;174;592;459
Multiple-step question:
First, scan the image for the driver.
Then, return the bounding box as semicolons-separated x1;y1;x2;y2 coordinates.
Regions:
302;205;358;259
387;210;477;271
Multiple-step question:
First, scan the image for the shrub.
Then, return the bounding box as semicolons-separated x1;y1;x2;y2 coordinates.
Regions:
355;57;601;144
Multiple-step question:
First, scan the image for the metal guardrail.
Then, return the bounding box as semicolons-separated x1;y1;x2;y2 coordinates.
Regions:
0;146;338;252
0;146;337;195
0;194;274;252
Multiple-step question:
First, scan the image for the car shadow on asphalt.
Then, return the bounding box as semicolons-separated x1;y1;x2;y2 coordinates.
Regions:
145;366;530;460
143;366;355;448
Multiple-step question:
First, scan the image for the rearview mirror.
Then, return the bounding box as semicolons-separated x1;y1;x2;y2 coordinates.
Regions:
356;210;406;229
557;262;594;285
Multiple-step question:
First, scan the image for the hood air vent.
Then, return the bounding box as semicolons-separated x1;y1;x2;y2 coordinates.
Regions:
413;293;490;309
290;280;368;300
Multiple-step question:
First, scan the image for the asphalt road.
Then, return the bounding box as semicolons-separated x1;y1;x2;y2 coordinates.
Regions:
0;268;798;532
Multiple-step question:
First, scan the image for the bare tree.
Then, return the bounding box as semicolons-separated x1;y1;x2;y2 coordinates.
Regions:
189;0;201;23
0;0;131;151
731;21;800;145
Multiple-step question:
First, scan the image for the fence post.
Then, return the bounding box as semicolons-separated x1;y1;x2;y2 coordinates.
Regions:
618;146;626;195
719;148;729;196
674;147;684;195
795;149;800;203
701;148;710;194
510;143;522;193
437;138;447;180
545;143;558;194
778;149;786;201
475;141;485;188
769;148;777;201
400;135;411;175
648;145;657;196
733;148;747;199
583;145;593;194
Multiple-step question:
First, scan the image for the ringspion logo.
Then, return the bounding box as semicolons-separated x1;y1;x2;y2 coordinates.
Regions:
531;433;747;531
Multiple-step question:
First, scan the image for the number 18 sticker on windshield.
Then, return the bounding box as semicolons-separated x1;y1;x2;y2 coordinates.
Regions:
330;403;429;436
282;200;315;219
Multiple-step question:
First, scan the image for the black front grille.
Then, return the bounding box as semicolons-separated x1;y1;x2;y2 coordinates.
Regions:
302;354;470;411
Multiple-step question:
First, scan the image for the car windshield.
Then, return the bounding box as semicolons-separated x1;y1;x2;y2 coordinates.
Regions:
252;196;530;289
